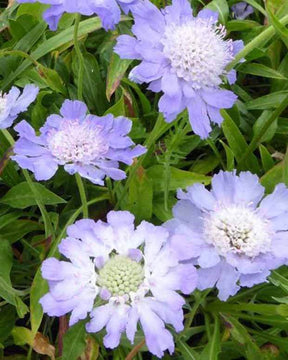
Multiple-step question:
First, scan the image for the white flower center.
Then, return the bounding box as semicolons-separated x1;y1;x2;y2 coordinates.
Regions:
0;94;7;116
162;18;233;89
204;206;272;257
47;119;109;164
97;255;144;296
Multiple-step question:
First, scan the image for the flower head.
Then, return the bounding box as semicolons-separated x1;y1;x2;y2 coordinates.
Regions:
0;85;39;129
12;100;146;184
231;2;254;20
40;211;197;358
167;171;288;300
17;0;138;31
115;0;244;139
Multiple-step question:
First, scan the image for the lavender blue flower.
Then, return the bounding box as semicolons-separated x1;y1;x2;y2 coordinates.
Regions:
167;171;288;301
12;100;146;184
17;0;138;31
40;211;197;358
231;2;254;20
115;0;244;139
0;85;39;129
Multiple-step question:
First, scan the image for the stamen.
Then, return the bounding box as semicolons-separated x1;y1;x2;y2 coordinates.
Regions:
204;206;272;257
162;18;234;89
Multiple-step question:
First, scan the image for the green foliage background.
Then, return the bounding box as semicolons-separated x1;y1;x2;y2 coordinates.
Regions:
1;0;288;359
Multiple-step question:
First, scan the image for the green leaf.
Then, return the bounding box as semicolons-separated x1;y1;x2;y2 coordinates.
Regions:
72;50;108;114
0;305;16;344
221;315;262;360
220;140;235;171
30;271;48;336
246;91;288;110
199;317;220;360
0;241;28;318
0;132;21;187
283;147;288;186
104;95;125;117
206;0;229;23
1;16;122;90
177;340;200;360
62;322;87;360
253;110;278;143
0;219;43;243
147;165;210;191
260;161;284;193
126;167;153;222
238;63;287;79
267;7;288;49
221;110;260;172
1;182;66;209
11;327;33;346
106;53;132;101
259;145;274;172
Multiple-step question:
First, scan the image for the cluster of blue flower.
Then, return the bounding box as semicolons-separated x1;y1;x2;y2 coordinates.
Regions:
1;0;287;358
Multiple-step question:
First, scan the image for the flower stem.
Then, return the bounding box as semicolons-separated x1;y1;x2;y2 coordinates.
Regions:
114;114;173;210
75;173;88;218
73;13;84;101
226;14;288;71
1;129;54;239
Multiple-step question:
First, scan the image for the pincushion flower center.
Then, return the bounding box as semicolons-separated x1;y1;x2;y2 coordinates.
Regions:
97;255;144;296
47;119;109;164
0;94;7;116
204;206;272;257
162;19;234;89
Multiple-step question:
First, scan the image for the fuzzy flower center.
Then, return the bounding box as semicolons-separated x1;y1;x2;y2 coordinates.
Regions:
162;19;233;89
97;255;144;296
0;94;7;116
204;206;271;257
47;119;109;164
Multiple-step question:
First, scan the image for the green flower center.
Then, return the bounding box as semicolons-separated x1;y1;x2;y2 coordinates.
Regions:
97;255;144;296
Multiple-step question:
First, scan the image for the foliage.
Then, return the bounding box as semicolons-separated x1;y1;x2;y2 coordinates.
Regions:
0;0;288;359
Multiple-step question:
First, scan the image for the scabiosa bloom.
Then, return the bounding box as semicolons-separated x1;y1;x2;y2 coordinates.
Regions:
40;211;197;358
12;100;146;184
231;2;254;20
0;85;39;129
17;0;138;31
167;171;288;301
115;0;244;139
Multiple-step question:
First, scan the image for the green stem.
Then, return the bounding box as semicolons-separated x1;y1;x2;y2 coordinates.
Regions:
238;94;288;166
206;138;226;170
114;113;181;210
74;13;84;101
1;129;54;239
75;173;88;218
106;177;115;205
226;14;288;71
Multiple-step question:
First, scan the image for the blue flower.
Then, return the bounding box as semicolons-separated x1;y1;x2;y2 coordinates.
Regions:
115;0;244;139
40;211;198;357
0;85;39;129
12;100;146;184
167;171;288;300
232;2;254;20
17;0;138;31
